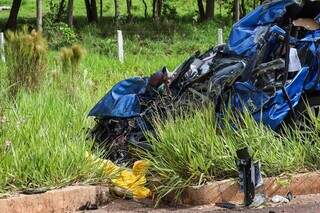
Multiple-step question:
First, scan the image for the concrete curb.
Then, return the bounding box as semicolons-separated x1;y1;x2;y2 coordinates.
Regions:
0;185;110;213
2;171;320;211
181;171;320;205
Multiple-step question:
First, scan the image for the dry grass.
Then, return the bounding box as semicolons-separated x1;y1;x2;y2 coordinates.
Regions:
5;27;48;97
60;44;86;77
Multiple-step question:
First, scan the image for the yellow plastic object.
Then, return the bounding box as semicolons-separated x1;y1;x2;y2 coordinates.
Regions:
86;152;151;199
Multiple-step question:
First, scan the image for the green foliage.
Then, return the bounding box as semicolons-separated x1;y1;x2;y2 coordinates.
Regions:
5;27;48;97
0;64;109;195
45;0;67;23
44;22;78;49
163;2;178;20
79;25;117;57
142;107;320;203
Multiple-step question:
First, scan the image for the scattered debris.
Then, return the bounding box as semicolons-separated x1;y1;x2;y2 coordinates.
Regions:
287;192;294;201
271;195;290;204
250;194;266;208
271;191;294;204
86;153;151;199
22;188;48;195
236;147;255;206
215;202;236;209
236;147;263;206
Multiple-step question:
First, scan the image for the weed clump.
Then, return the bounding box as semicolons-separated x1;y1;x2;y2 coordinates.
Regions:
5;27;48;97
60;44;86;77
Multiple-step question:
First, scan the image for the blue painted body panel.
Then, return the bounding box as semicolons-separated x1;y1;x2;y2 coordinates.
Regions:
89;0;320;130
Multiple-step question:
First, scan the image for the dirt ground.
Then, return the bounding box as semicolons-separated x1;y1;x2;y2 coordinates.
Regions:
81;193;320;213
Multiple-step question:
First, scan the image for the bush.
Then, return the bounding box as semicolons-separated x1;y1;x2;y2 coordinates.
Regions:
5;27;48;97
44;22;78;49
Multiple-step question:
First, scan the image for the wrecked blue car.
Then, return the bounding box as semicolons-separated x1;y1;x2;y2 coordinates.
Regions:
88;0;320;163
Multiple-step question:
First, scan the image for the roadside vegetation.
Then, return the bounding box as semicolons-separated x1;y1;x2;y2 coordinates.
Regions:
143;108;320;201
0;30;108;195
1;0;320;203
0;0;228;196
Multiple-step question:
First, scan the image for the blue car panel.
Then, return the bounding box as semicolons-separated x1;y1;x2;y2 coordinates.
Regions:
89;0;320;131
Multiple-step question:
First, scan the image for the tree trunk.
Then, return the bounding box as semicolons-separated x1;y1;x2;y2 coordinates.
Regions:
56;0;66;22
91;0;98;21
152;0;156;18
152;0;162;20
36;0;43;31
234;0;240;22
142;0;148;18
126;0;132;21
241;0;246;17
156;0;162;19
84;0;91;20
197;0;205;21
205;0;214;20
67;0;73;26
213;0;215;17
84;0;98;23
100;0;103;19
114;0;120;22
5;0;22;30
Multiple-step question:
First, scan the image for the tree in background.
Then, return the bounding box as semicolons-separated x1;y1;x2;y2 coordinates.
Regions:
241;0;246;17
142;0;148;18
114;0;120;22
67;0;74;26
3;0;262;31
206;0;215;20
126;0;133;21
4;0;22;30
56;0;66;22
100;0;103;18
84;0;98;22
234;0;240;22
36;0;43;31
197;0;215;21
153;0;163;21
197;0;205;21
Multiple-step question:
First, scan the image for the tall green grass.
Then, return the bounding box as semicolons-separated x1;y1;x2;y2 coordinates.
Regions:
0;52;110;196
143;107;320;202
0;44;193;197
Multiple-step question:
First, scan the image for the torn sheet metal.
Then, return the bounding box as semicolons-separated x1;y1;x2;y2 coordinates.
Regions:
89;77;149;118
226;0;296;57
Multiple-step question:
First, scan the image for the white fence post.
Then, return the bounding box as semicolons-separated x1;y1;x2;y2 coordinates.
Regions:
217;28;223;45
0;32;5;63
117;30;124;63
